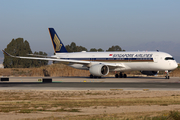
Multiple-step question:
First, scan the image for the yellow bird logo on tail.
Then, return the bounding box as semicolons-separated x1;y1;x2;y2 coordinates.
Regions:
53;34;62;51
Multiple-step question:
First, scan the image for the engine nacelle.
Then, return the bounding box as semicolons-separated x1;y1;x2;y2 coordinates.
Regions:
89;64;109;77
140;71;159;76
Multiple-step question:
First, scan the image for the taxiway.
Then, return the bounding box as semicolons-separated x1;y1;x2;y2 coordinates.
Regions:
0;77;180;91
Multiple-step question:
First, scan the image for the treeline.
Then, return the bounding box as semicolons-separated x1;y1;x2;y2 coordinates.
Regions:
3;38;125;68
65;42;125;52
3;38;48;68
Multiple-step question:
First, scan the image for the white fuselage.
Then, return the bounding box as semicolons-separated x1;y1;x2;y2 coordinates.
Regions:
53;51;178;72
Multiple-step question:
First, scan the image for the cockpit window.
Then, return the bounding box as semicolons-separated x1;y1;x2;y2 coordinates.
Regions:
165;57;174;60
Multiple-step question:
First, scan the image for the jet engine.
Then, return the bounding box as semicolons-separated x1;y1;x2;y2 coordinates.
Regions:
89;64;109;77
140;71;159;76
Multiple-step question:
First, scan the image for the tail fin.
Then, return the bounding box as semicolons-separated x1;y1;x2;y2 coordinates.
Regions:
48;28;68;53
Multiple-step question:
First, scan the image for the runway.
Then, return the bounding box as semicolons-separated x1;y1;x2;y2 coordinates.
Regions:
0;77;180;91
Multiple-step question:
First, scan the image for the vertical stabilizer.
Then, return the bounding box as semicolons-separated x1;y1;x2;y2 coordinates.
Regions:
48;28;68;53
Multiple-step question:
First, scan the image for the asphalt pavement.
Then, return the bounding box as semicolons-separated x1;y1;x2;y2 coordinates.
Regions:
0;76;180;91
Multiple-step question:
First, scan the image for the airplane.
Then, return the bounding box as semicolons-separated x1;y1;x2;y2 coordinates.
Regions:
2;28;178;79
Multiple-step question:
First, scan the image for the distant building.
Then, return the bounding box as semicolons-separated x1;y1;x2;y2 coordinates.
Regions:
0;64;4;68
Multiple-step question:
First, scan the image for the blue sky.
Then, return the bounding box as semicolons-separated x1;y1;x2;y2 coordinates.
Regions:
0;0;180;54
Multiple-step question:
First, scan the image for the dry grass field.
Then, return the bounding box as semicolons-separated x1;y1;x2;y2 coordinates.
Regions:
0;64;89;77
0;90;180;120
0;63;179;77
0;64;180;119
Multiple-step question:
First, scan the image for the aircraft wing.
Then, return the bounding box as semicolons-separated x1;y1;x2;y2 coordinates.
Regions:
27;54;57;58
2;50;125;68
2;50;91;64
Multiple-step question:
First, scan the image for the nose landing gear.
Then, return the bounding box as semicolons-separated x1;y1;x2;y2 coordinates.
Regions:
165;70;170;79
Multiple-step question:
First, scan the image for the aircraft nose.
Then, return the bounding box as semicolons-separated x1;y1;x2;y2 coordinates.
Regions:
173;61;178;69
176;63;178;68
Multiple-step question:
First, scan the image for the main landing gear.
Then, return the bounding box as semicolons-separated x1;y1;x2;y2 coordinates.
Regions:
115;72;127;78
165;70;170;79
90;74;101;78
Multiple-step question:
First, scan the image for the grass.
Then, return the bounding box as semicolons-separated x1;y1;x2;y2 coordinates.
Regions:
18;111;180;120
52;108;81;112
0;91;180;114
141;111;180;120
0;91;180;119
0;63;90;77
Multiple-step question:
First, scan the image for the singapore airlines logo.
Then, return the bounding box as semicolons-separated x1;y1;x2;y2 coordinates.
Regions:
53;34;62;51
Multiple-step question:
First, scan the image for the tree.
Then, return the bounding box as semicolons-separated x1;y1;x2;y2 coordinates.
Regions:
89;48;104;52
89;48;97;52
3;38;48;68
65;42;76;52
31;51;48;67
106;45;125;51
76;46;88;52
3;38;33;68
65;42;87;52
97;48;104;52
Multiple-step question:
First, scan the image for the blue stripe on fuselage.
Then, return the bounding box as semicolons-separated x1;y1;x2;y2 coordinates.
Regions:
60;58;153;61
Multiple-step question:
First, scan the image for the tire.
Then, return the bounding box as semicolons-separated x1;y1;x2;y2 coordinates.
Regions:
119;73;123;78
115;74;119;78
90;74;93;78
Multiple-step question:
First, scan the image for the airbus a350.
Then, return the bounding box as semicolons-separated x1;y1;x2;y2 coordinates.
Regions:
2;28;178;79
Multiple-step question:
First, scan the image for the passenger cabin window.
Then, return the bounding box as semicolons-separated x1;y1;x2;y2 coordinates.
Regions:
165;57;174;60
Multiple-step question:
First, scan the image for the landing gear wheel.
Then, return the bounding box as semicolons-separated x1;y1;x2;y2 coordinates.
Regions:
115;72;127;78
165;76;170;79
90;74;102;79
119;72;123;78
115;74;118;78
90;74;93;78
93;76;98;78
124;74;127;78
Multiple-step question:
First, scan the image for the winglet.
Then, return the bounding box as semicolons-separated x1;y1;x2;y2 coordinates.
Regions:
2;50;17;58
2;50;12;57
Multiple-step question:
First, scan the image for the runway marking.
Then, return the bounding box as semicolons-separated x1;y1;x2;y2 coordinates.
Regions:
143;89;149;91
